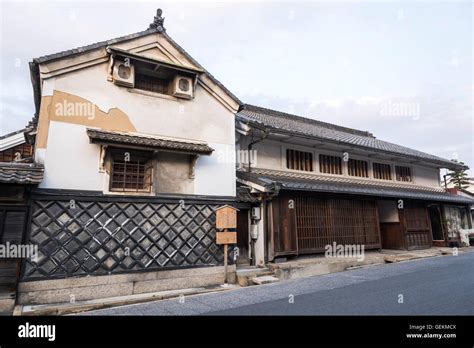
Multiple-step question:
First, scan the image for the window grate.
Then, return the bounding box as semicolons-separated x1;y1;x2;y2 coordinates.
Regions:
319;154;342;175
348;159;369;177
110;151;153;192
135;73;169;94
373;162;392;180
395;165;412;182
286;149;313;172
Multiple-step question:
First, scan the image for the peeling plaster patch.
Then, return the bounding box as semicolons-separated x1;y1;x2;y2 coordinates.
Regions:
36;90;136;149
49;90;136;129
36;95;53;149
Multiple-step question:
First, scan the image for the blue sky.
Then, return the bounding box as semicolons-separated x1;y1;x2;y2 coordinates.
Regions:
0;0;472;174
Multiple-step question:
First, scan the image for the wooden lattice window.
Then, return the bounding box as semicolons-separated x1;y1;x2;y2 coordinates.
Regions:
286;149;313;172
135;73;169;95
110;150;153;192
319;154;342;175
295;197;380;252
348;159;368;178
373;162;392;180
395;165;412;182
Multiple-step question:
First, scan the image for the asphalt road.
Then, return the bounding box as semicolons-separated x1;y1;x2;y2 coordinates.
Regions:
84;251;474;315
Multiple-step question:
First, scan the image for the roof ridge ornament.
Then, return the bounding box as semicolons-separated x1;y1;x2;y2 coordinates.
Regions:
149;8;165;32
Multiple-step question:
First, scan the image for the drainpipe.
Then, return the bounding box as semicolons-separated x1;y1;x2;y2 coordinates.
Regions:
249;183;281;266
247;129;268;172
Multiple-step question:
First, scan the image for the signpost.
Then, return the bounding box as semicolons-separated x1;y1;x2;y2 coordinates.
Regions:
215;205;238;284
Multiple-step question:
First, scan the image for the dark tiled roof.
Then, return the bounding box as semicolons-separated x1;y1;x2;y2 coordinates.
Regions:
236;168;474;204
30;28;242;105
87;129;214;155
33;29;157;64
236;186;260;203
237;104;464;170
0;163;44;184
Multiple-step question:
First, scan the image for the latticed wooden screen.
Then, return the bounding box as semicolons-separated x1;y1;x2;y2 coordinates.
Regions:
319;154;342;175
21;198;230;281
295;197;381;252
404;203;431;250
373;162;392;180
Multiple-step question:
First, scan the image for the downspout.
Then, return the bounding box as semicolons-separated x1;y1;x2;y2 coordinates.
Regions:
250;183;280;266
247;129;268;172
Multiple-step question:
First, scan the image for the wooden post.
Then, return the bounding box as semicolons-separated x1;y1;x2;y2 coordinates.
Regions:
215;205;238;285
223;229;228;284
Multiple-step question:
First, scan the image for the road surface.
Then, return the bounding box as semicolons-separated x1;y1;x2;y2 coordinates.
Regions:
83;251;474;315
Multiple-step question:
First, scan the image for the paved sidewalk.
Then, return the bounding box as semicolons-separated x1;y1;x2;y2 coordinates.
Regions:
267;247;460;281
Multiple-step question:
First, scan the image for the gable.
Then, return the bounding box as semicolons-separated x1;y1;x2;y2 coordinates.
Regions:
131;46;173;64
32;29;240;115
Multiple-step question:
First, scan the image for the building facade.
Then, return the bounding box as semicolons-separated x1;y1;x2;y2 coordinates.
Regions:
0;10;247;310
0;9;472;311
235;105;473;263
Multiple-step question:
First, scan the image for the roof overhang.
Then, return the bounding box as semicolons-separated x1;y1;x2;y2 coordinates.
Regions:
236;114;467;171
86;128;214;155
106;46;204;76
237;169;474;204
0;162;44;185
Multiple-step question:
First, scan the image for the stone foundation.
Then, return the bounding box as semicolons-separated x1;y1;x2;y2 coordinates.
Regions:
17;264;236;305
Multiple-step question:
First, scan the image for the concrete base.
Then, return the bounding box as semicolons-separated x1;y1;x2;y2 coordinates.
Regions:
252;275;279;285
17;284;240;316
0;298;15;315
268;247;469;282
17;265;236;306
236;266;273;287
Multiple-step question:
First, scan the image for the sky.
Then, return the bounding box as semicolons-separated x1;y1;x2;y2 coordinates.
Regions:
0;0;472;175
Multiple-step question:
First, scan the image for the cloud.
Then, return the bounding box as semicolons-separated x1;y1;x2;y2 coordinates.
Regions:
0;1;471;176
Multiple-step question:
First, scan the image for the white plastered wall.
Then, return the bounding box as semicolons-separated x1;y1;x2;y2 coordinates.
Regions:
37;62;236;196
245;138;442;188
39;121;103;190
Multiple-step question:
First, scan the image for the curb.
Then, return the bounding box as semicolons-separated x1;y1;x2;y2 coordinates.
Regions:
14;284;239;316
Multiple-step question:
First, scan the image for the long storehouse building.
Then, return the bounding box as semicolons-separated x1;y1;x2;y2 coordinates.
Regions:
0;9;472;311
235;104;472;263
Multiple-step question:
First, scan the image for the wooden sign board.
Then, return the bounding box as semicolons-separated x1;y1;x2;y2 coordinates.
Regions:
215;205;238;229
216;231;237;245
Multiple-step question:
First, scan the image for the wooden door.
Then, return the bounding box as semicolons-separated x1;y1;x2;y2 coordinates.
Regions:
404;203;432;250
380;222;405;249
295;196;380;253
270;194;381;257
428;205;444;241
236;209;250;265
271;195;298;256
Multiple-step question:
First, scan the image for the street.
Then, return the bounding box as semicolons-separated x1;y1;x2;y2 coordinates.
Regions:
83;252;474;315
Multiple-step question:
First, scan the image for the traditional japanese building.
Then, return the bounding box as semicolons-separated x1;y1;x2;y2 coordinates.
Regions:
235;104;473;263
1;9;244;309
0;9;472;311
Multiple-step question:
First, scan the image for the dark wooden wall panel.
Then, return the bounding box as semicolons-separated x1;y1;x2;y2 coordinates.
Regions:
270;193;381;257
404;202;432;250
